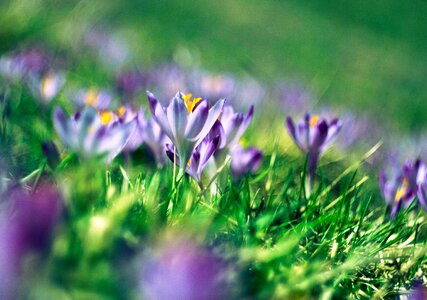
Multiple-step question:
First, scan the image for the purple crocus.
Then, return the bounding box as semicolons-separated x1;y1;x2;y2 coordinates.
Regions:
29;71;65;103
286;113;342;187
230;145;263;178
73;88;112;110
416;165;427;212
147;91;224;170
0;183;62;298
379;159;425;218
116;69;147;100
219;104;254;150
407;280;427;300
0;49;49;81
140;236;231;300
53;106;136;163
140;115;169;166
166;134;220;184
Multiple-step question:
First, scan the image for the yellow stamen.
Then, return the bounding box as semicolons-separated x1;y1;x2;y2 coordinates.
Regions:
182;93;202;113
187;159;191;167
117;106;126;118
100;111;114;125
309;115;319;128
85;88;99;107
395;179;409;202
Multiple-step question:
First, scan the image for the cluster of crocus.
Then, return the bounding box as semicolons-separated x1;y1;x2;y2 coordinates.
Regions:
379;159;427;218
286;113;342;189
147;91;224;171
139;235;232;300
148;90;262;185
0;49;64;103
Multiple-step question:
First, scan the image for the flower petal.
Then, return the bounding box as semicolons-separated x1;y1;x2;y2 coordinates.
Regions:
185;100;208;139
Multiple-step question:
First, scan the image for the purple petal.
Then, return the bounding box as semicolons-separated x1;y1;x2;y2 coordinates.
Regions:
185;100;208;139
167;92;188;140
146;91;174;140
418;184;427;211
192;99;225;143
310;120;328;152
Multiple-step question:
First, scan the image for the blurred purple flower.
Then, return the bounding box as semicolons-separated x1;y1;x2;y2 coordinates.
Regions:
286;113;341;186
219;105;254;150
0;183;62;298
7;183;63;254
275;82;313;115
140;115;169;166
147;91;224;170
230;145;263;178
379;159;425;218
407;280;427;300
0;221;18;299
29;71;65;103
147;64;188;100
188;70;236;101
140;237;230;300
53;106;136;163
116;69;147;100
0;49;49;80
73;88;112;110
166;134;220;183
83;27;129;68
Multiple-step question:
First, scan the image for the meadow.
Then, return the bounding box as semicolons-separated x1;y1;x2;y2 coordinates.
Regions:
0;0;427;299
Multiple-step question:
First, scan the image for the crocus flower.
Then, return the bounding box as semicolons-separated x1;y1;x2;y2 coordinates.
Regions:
286;113;342;187
0;49;49;81
116;69;147;100
140;236;231;300
275;82;313;115
7;183;63;254
0;220;18;299
30;71;65;103
379;159;425;218
0;183;62;298
140;116;169;166
73;88;112;110
188;69;236;101
146;64;188;100
147;91;224;170
407;280;427;300
53;106;136;163
230;145;263;178
166;134;220;183
119;106;145;152
218;105;254;150
83;27;129;69
416;172;427;212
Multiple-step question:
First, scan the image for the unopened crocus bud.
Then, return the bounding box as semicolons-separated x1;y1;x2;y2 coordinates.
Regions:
230;145;262;179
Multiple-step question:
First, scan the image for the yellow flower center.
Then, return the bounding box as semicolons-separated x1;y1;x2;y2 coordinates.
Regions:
85;89;99;107
395;179;409;202
117;106;126;118
182;93;202;113
100;111;114;125
40;74;55;96
309;115;319;128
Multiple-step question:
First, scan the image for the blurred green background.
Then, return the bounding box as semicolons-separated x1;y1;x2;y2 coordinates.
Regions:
1;0;426;134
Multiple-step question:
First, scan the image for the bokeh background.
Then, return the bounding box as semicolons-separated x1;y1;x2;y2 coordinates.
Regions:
1;0;426;134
